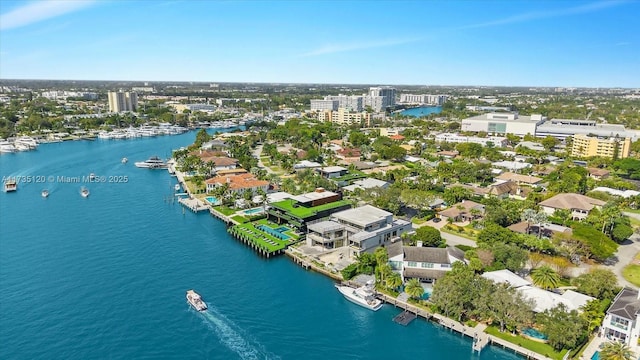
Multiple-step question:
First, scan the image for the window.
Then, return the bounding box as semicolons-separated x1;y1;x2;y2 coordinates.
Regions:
421;263;434;268
407;261;417;267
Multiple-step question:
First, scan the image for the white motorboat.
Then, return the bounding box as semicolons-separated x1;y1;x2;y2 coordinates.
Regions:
4;178;17;192
41;189;49;198
121;157;128;164
14;136;38;149
89;173;96;181
0;140;17;153
174;184;181;191
186;290;207;311
336;280;383;311
81;187;90;198
135;156;167;169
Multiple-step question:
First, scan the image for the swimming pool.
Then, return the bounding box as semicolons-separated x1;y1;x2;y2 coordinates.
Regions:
274;226;290;233
522;327;548;340
590;351;599;360
205;196;220;205
243;208;264;215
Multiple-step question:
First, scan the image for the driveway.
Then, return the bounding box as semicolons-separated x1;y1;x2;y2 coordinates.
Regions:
603;233;640;288
252;144;275;174
413;219;477;248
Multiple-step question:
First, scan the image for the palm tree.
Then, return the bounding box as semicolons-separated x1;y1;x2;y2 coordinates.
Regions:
533;211;548;239
599;341;635;360
376;263;392;284
404;278;424;299
530;266;560;290
385;272;402;291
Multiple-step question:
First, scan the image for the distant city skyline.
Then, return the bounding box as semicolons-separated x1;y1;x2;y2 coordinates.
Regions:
1;0;639;88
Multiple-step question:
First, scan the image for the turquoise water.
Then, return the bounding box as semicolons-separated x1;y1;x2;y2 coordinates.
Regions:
0;131;520;360
522;328;548;340
258;225;290;240
400;106;442;117
273;226;289;233
243;207;263;215
591;351;599;360
206;196;221;205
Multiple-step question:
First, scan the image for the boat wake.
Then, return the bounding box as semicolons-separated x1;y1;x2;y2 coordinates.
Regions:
197;306;279;360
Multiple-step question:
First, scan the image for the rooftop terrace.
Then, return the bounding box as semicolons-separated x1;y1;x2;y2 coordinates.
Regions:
270;198;352;219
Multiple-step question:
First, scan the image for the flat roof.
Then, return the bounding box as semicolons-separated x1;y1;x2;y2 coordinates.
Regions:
291;190;339;203
270;198;351;219
307;220;344;233
463;113;542;124
318;166;347;173
331;205;391;228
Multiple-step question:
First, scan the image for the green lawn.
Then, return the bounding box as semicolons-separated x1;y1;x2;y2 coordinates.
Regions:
440;225;478;241
231;215;248;224
485;326;567;360
624;208;640;214
212;205;236;216
269;199;351;219
623;264;640;287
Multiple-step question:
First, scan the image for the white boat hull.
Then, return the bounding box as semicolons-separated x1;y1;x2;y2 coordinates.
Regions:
336;285;383;311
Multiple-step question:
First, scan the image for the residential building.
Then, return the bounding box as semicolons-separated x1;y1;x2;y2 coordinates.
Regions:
507;221;572;238
437;200;485;222
379;127;404;137
461;113;545;137
205;173;269;195
316;166;348;179
342;178;390;192
482;269;594;313
310;99;339;111
366;86;396;111
399;94;448;105
435;132;508;147
491;160;532;171
388;246;465;283
196;155;238;174
538;193;606;220
587;168;611;181
516;141;545;152
324;95;364;111
495;172;543;187
601;288;640;346
591;187;640;199
171;103;216;112
108;91;138;112
267;188;351;231
317;108;371;126
571;134;631;159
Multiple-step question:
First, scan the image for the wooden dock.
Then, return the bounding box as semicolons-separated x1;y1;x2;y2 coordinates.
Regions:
178;197;208;212
393;310;417;326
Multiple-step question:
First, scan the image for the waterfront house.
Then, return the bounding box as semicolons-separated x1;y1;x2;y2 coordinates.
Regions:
438;200;485;223
389;246;465;283
267;188;351;231
538;193;605;220
601;288;640;347
306;205;411;256
205;173;269;196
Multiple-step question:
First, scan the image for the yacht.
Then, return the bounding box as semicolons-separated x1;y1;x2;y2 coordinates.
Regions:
81;187;90;198
14;136;38;150
41;189;49;198
0;140;17;153
186;290;207;311
135;156;168;169
335;281;383;311
4;178;17;192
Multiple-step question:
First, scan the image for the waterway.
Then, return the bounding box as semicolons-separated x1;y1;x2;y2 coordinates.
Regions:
400;106;442;117
0;130;520;359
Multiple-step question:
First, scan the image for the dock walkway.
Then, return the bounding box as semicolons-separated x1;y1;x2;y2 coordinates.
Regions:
393;310;416;326
178;197;208;212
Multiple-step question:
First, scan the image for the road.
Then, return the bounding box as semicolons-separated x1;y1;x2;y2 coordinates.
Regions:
252;144;276;174
412;219;477;248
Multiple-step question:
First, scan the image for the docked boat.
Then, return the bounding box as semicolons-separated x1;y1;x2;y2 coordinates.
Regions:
81;187;90;198
121;157;128;164
41;189;49;198
14;136;38;150
186;290;207;311
174;184;181;191
4;179;17;192
135;156;168;169
335;280;383;311
0;140;17;153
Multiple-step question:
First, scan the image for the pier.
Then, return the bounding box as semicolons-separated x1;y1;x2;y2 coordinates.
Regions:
393;310;417;326
178;197;208;212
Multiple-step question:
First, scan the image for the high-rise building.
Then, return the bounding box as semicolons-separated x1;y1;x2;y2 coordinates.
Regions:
108;91;138;113
310;99;339;111
368;86;396;110
571;135;631;159
399;94;448;105
325;95;364;112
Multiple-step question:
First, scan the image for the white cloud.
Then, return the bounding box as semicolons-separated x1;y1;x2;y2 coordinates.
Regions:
458;1;627;30
301;37;422;57
0;0;96;30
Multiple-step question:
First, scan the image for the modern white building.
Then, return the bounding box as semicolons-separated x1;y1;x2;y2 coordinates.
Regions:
399;94;448;105
324;95;364;112
435;133;508;147
305;205;411;256
108;91;138;112
601;288;640;347
461;113;545;137
310;99;339;111
41;90;98;101
536;119;638;141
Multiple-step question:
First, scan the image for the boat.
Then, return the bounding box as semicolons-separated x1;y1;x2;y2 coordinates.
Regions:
81;187;90;198
134;156;168;169
174;184;181;191
121;157;128;164
89;173;96;181
186;290;207;311
41;189;49;198
0;140;17;153
4;178;17;192
335;280;383;311
14;136;38;150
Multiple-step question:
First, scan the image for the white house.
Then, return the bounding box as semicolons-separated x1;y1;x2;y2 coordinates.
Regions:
389;246;465;283
538;193;606;220
601;288;640;347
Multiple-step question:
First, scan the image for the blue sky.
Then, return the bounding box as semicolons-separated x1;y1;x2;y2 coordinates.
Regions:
0;0;638;87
